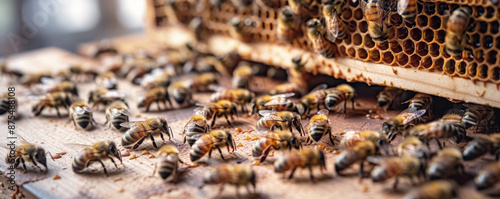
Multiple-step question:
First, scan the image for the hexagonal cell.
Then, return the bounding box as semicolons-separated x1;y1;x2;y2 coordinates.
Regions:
456;61;467;75
416;15;428;27
359;21;368;33
403;40;415;54
354;8;364;20
437;3;449;15
390;42;403;53
422;29;434;42
420;56;433;69
444;59;456;75
486;50;497;64
377;42;389;50
410;28;422;41
353;34;363;46
478;64;489;79
429;43;440;57
470;34;481;48
343;34;352;45
416;42;429;56
397;53;409;66
397;27;409;40
382;51;395;64
478;21;488;33
390;14;402;26
491;67;500;82
348;21;357;33
434;58;444;71
474;6;485;17
358;49;368;60
369;49;381;62
436;30;446;44
347;47;356;57
474;49;485;63
364;34;375;48
424;3;436;15
486;6;495;18
497;37;500;49
409;54;421;68
342;9;353;20
490;21;499;34
467;62;478;77
339;45;347;56
429;16;441;29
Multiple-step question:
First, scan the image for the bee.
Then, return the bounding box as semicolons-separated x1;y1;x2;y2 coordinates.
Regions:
253;131;302;162
277;6;301;44
262;110;305;136
32;91;73;117
288;0;318;19
72;141;122;175
183;108;210;146
307;109;334;145
404;180;458;199
69;65;98;82
322;0;347;43
200;100;238;127
445;7;472;57
138;87;173;112
405;93;433;117
0;93;15;115
5;142;48;172
192;73;218;92
365;0;391;43
190;129;236;162
210;88;254;113
382;108;426;141
300;84;329;115
121;117;173;149
462;134;500;161
274;148;326;181
203;164;256;197
256;110;287;132
474;160;500;191
340;130;388;150
335;140;377;178
256;0;281;8
232;63;253;89
153;144;184;181
262;93;299;113
269;82;305;97
369;156;425;189
168;81;194;107
228;17;255;43
325;84;357;113
397;136;431;160
88;89;126;111
397;0;417;23
306;18;336;58
377;87;414;110
21;73;53;87
69;101;97;130
40;80;79;96
96;72;118;90
407;114;466;149
140;69;172;90
427;147;464;180
104;100;130;131
462;103;495;133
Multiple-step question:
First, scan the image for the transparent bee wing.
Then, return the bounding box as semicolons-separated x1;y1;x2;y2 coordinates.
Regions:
366;156;389;165
193;107;209;117
73;106;89;115
40;76;58;85
100;90;127;99
102;77;118;89
317;109;329;116
120;121;141;128
311;83;328;92
397;0;409;15
208;85;226;92
264;99;290;106
400;107;418;114
258;109;275;117
376;0;386;23
326;12;339;43
401;109;426;125
111;108;130;117
270;93;295;99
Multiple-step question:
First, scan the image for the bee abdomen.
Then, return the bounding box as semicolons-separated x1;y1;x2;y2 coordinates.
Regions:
72;151;91;173
112;115;129;130
252;139;271;157
309;126;326;142
190;138;213;162
122;130;144;147
158;157;177;180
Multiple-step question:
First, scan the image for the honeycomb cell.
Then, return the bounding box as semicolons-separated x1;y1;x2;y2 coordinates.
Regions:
471;34;481;47
339;45;347;56
486;6;495;18
475;6;485;17
496;37;500;49
370;50;381;62
364;34;375;48
423;29;434;42
348;21;357;33
354;8;364;20
397;54;409;66
478;64;488;79
342;9;352;20
430;43;440;57
478;22;488;33
491;21;499;34
491;67;500;81
429;16;441;29
420;56;433;69
483;35;493;48
456;61;467;75
436;30;445;43
347;47;356;57
359;21;368;33
468;62;478;77
390;42;403;53
424;3;436;15
417;15;428;27
410;28;422;41
486;50;497;64
416;42;429;56
390;14;402;26
358;49;368;60
403;40;415;54
397;27;409;40
353;34;363;45
409;54;421;68
475;49;485;62
343;34;352;45
434;58;444;71
437;3;449;15
382;51;394;64
377;42;389;50
444;59;456;75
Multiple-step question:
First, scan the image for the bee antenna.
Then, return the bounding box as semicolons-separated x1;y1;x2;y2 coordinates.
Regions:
45;151;55;161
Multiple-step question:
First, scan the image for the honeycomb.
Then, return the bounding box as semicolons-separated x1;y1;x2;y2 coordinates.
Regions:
151;0;500;84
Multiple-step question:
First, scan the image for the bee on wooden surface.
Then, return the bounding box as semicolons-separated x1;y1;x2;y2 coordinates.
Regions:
253;130;302;162
377;87;414;111
462;134;500;161
69;101;97;130
322;0;347;43
340;130;388;150
153;144;184;181
277;6;301;44
36;79;78;97
335;140;377;178
104;100;130;131
263;93;299;113
69;65;98;82
300;84;329;115
382;108;426;141
138;87;173;112
228;17;255;43
251;95;273;115
210;88;254;113
405;93;433;117
462;103;495;133
325;84;357;113
72;141;122;175
445;7;472;57
21;73;53;87
168;81;194;107
365;0;391;43
261;110;305;136
203;164;256;197
369;156;425;189
427;147;464;180
32;91;73;117
269;82;305;97
96;72;118;90
190;129;236;162
307;109;334;145
306;18;336;58
88;89;126;111
200;100;238;127
474;160;500;191
5;142;48;172
183;108;210;146
256;110;288;132
407;114;466;149
140;69;172;90
121;117;173;149
256;0;281;8
192;72;218;92
397;136;431;160
274;148;326;181
397;0;417;23
191;55;228;76
0;61;23;81
404;180;458;199
232;63;253;89
0;93;15;115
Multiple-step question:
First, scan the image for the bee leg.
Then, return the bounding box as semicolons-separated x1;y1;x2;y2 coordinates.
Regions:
458;163;465;175
98;160;109;176
156;101;162;111
55;106;62;117
149;133;158;149
132;136;147;150
344;101;347;114
208;148;213;158
358;160;364;179
260;145;274;163
216;184;225;198
217;147;225;160
145;102;151;112
392;177;399;190
108;156;118;168
160;132;165;143
434;138;443;149
308;166;315;182
224;114;232;126
211;115;217;127
328;129;334;146
288;167;297;179
235;184;240;197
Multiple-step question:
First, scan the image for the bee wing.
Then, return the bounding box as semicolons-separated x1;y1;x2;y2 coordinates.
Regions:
317;109;329;116
326;12;340;43
401;109;426;125
111;108;130;116
264;100;289;106
366;156;391;165
311;84;328;92
102;77;118;88
397;0;409;15
100;90;127;98
270;93;295;99
208;85;226;92
376;0;386;23
120;121;142;128
74;106;91;114
259;109;275;117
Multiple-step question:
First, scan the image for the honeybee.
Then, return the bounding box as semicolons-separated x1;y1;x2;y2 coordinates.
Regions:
306;18;336;58
96;72;118;90
190;129;236;162
277;6;301;44
262;110;305;136
228;17;255;42
335;140;377;178
274;148;326;181
232;63;253;89
5;142;48;172
263;93;298;113
322;0;347;43
404;180;458;199
121;117;173;149
474;160;500;191
140;69;172;89
382;108;426;141
405;93;433;117
377;87;414;110
210;88;254;113
365;0;391;43
325;84;357;113
138;87;173;112
43;80;78;96
200;100;238;127
153;144;184;181
183;108;210;146
88;89;126;111
168;81;194;107
256;0;281;8
397;136;431;160
300;84;329;115
252;130;302;162
369;156;425;189
445;7;472;57
192;73;218;92
340;130;388;150
0;93;15;115
397;0;417;23
307;109;334;145
32;92;73;117
104;100;130;131
407;114;466;149
269;82;305;97
69;101;97;130
203;164;256;197
462;103;495;133
69;65;99;82
462;134;500;161
427;147;464;180
256;110;286;132
288;0;318;19
72;141;122;175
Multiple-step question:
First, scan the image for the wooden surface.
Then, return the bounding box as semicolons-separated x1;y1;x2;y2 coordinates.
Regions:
0;48;495;199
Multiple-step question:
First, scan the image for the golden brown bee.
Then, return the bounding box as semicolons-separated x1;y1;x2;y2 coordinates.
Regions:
228;17;255;43
269;82;305;97
192;72;218;92
397;0;417;23
140;69;172;90
72;141;122;175
253;130;302;162
340;130;388;150
474;160;500;191
407;114;466;149
256;110;287;132
192;55;228;76
232;63;253;89
262;93;299;114
274;148;326;181
5;143;48;172
138;87;173;112
190;129;236;162
210;88;254;113
153;144;184;181
300;84;329;115
203;164;256;197
325;84;357;113
306;18;336;58
369;156;425;189
38;80;78;97
382;108;426;141
256;0;281;8
307;109;334;145
69;65;98;82
427;147;464;180
104;100;130;131
168;81;194;107
183;108;210;146
463;134;500;161
335;140;377;178
96;72;118;90
377;87;414;110
404;180;458;199
267;110;305;135
200;100;238;127
88;89;126;111
445;7;472;57
322;0;347;43
277;6;301;44
32;91;73;117
121;117;173;149
69;101;97;130
365;0;391;43
462;103;495;133
405;93;433;117
397;136;431;160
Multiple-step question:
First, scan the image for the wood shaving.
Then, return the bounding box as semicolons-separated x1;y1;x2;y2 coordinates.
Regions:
244;136;251;140
251;137;259;141
129;154;137;160
53;175;61;180
141;151;150;155
148;155;155;159
122;151;130;157
237;143;243;147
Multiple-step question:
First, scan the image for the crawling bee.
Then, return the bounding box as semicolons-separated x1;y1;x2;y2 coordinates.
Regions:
121;117;173;149
192;73;218;92
365;0;391;43
153;144;184;181
397;136;431;160
462;134;500;161
69;65;98;82
104;100;130;131
407;114;466;149
369;156;426;189
474;160;500;191
397;0;417;23
265;110;305;136
183;108;210;146
201;100;238;127
72;141;122;175
300;84;329;115
253;130;302;162
404;180;458;199
306;18;336;58
232;63;253;89
269;82;305;97
274;148;326;181
138;87;173;112
203;164;256;197
88;89;126;111
427;148;464;180
445;7;472;57
210;88;254;113
32;92;73;117
69;101;97;130
36;80;79;97
382;108;426;141
462;103;495;133
322;0;347;43
168;81;194;107
262;93;299;113
228;17;255;42
307;109;334;145
340;130;388;150
190;129;236;162
5;142;48;172
256;110;287;132
140;69;172;89
377;87;414;111
335;141;377;178
325;84;357;113
277;6;301;44
405;93;433;117
96;72;118;90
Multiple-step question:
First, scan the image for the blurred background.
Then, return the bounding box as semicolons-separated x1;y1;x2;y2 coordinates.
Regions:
0;0;145;56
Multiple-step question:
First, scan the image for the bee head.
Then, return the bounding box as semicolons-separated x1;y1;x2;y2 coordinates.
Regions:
108;141;122;163
160;118;169;133
34;148;47;169
290;137;301;150
378;98;389;107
